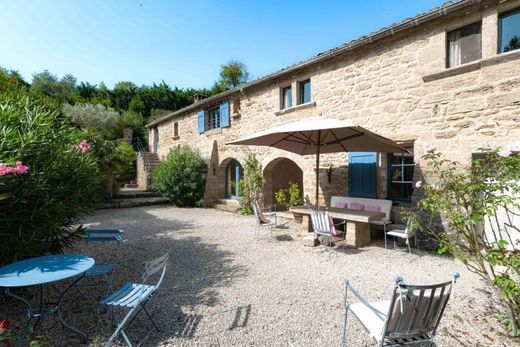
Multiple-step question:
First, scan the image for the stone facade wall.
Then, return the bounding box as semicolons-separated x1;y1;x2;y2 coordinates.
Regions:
150;0;520;216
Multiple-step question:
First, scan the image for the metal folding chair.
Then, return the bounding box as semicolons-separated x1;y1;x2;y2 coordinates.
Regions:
342;273;459;346
385;219;418;255
252;199;277;238
83;229;125;293
310;208;346;250
100;251;169;347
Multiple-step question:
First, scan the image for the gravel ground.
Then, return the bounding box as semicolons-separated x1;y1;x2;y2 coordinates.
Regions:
2;206;518;346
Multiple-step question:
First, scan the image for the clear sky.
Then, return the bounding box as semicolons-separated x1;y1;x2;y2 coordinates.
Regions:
0;0;447;89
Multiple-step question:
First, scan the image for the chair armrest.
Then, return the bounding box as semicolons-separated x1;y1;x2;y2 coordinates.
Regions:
333;220;346;226
344;280;387;319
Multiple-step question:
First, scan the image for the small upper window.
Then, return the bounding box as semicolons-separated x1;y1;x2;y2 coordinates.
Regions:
207;107;220;130
282;86;292;109
299;80;311;104
499;8;520;53
447;22;482;68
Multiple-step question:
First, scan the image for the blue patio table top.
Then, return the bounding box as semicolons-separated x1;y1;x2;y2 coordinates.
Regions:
0;254;95;287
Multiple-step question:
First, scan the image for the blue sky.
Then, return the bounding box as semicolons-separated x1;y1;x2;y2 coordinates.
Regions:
0;0;446;89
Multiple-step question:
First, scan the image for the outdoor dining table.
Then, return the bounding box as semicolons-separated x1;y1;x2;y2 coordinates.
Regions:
289;206;385;247
0;254;95;344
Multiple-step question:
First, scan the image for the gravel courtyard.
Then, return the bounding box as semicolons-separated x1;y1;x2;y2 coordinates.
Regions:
3;206;518;346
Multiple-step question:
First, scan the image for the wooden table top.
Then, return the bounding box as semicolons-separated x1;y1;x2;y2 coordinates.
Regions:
289;206;385;223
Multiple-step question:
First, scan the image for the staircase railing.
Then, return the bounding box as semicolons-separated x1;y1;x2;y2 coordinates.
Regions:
135;138;155;172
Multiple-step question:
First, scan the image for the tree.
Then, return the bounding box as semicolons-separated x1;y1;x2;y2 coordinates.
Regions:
415;149;520;336
63;103;120;137
504;35;520;53
218;60;250;90
31;70;60;96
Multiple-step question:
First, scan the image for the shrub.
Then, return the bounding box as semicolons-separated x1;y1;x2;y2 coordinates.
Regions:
152;146;207;207
415;149;520;336
62;103;120;137
275;181;303;210
238;153;264;214
112;140;137;183
0;96;104;266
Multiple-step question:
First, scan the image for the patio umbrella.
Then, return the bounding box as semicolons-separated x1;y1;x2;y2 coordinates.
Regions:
227;116;408;207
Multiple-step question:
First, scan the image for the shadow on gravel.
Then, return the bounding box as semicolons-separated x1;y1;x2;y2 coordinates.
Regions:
229;304;251;330
6;206;249;346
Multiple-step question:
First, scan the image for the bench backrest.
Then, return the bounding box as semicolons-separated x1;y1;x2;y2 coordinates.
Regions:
330;196;392;221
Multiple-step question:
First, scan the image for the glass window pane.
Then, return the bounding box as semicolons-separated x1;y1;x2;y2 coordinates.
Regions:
500;9;520;53
299;80;311;104
447;22;481;67
282;86;292;109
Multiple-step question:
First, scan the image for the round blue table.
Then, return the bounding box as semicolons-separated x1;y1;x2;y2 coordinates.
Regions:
0;254;95;344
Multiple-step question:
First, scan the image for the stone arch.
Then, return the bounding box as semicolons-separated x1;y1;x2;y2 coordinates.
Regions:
217;157;244;200
263;157;304;210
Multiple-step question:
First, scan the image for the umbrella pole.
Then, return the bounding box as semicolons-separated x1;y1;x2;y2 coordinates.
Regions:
315;131;321;209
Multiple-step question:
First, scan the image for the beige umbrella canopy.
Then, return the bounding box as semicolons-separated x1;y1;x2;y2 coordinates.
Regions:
228;116;408;207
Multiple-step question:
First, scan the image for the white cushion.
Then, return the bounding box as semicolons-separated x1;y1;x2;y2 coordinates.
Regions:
331;196;392;221
349;300;390;342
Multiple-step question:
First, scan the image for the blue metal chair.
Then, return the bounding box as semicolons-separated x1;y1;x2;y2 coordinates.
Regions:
83;229;125;293
100;251;169;347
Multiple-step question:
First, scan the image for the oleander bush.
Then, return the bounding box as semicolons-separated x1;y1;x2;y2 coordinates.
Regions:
0;95;104;266
152;146;207;207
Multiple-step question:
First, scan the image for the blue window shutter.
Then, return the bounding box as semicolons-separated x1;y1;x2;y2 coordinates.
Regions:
220;100;230;128
348;152;377;198
197;110;205;134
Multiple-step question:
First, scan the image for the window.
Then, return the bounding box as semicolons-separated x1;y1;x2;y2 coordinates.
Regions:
282;86;292;109
299;79;311;104
173;122;179;138
387;148;415;202
447;22;482;68
499;8;520;53
207;107;220;130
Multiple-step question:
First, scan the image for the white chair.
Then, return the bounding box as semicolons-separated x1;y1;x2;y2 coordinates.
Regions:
309;209;346;250
342;273;460;346
100;251;169;347
252;200;277;238
385;219;418;254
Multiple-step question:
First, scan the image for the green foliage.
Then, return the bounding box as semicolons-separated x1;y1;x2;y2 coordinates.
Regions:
238;153;264;214
218;60;250;90
63;103;120;136
275;181;303;210
112;140;137;183
151;146;207;207
0;95;104;266
415;148;520;336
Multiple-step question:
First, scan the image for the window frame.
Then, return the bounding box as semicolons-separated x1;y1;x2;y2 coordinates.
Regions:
498;7;520;54
298;79;311;105
387;147;415;203
446;21;482;68
207;106;221;131
281;85;292;109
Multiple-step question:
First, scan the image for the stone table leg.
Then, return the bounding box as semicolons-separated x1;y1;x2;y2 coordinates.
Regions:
345;221;371;247
300;215;311;235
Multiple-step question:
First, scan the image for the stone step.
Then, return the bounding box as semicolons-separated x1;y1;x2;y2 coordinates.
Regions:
214;201;240;213
98;196;169;209
114;190;161;199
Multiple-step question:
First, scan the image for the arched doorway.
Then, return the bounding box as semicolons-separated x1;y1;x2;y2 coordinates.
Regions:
225;159;243;199
263;158;303;210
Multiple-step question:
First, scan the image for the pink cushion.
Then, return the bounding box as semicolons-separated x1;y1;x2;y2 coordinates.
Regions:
254;201;269;224
348;202;364;211
364;205;381;212
331;201;347;208
329;214;341;236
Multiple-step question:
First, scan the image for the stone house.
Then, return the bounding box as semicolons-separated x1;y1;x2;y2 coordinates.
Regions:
142;0;520;220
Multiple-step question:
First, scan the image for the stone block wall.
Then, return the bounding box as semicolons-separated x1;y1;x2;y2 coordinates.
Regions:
149;0;520;213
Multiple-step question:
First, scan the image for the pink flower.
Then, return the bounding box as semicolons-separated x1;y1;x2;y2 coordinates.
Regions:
498;149;511;157
0;163;7;177
14;161;29;174
0;319;11;329
78;140;91;153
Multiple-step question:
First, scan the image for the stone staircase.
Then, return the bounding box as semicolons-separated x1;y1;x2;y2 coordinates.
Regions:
136;152;160;191
98;188;169;209
214;199;241;213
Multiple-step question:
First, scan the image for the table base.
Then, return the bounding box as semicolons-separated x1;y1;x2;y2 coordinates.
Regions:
5;274;88;345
